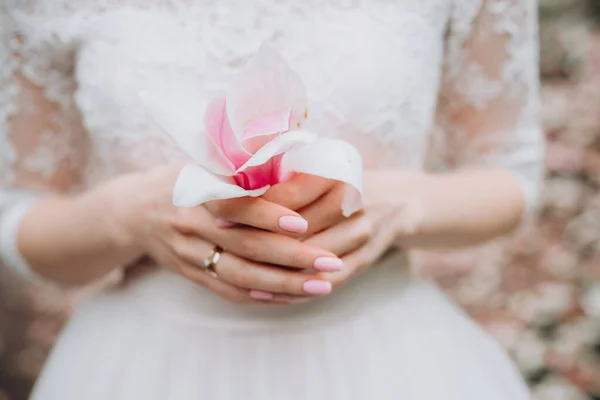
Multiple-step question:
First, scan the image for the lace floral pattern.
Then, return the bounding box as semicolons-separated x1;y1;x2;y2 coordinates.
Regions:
1;0;543;188
0;0;544;276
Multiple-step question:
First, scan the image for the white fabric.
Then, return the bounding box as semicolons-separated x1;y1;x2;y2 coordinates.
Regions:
0;1;543;398
31;255;531;400
0;195;39;281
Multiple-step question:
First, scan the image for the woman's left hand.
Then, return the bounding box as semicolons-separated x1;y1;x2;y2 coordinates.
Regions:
266;171;425;291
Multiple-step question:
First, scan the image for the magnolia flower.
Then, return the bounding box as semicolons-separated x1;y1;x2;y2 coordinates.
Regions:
142;44;363;216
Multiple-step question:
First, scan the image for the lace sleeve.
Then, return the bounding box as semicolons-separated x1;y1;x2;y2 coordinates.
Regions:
434;0;545;213
0;11;89;280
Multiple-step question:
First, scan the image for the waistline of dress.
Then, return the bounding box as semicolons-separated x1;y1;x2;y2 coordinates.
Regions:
99;250;416;331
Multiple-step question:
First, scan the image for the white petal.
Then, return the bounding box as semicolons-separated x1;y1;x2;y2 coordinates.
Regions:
279;139;364;217
236;130;318;173
138;78;203;155
289;69;308;128
173;164;269;207
226;43;305;139
198;140;237;176
140;90;235;176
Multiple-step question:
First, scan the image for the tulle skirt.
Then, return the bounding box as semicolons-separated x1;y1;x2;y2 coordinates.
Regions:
31;252;530;400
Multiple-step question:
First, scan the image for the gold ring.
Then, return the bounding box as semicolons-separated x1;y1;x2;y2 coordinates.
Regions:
202;246;223;278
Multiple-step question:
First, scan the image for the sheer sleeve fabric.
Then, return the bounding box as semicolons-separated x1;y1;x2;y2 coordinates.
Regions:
434;0;545;213
0;8;89;280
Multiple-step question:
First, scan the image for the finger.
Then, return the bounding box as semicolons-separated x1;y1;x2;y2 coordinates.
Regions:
171;237;253;303
248;290;312;305
297;183;346;234
215;252;333;297
172;236;323;301
319;246;371;290
206;226;343;272
204;197;309;235
321;221;392;289
183;263;305;305
263;173;336;211
179;261;255;304
302;212;372;256
176;244;303;305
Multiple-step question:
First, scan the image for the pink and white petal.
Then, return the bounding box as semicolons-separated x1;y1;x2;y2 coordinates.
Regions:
234;162;279;190
242;132;280;154
288;69;309;129
236;130;318;173
278;138;364;217
226;44;297;139
140;91;234;176
200;139;238;176
205;98;251;169
241;112;290;141
341;183;363;218
173;164;269;207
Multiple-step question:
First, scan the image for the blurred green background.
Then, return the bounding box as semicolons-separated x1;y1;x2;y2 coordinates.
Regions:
2;1;600;399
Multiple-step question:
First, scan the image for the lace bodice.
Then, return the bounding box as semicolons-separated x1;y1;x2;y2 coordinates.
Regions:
0;0;545;278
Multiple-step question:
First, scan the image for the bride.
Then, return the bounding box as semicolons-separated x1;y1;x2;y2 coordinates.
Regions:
0;1;544;399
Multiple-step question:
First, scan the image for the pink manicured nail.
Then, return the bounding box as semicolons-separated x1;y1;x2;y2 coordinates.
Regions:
249;290;274;300
303;280;332;295
313;257;344;272
278;216;308;233
215;218;236;228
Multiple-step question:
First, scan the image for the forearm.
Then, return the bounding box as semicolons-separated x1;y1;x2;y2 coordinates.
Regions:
373;168;527;250
15;181;143;285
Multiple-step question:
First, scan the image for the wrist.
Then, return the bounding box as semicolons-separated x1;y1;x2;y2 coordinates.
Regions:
364;169;434;247
96;172;150;257
104;163;184;255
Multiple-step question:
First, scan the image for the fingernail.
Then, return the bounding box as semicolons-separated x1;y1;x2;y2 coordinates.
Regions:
249;290;274;300
278;216;308;233
303;280;332;295
313;257;344;272
215;218;236;228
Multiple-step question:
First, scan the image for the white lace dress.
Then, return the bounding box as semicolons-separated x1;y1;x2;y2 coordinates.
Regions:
0;1;544;399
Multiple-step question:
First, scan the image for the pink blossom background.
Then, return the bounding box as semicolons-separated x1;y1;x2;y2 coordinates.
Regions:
2;1;600;399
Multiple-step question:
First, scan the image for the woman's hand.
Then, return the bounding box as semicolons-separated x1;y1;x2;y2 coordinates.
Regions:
291;166;523;297
302;210;394;290
115;164;344;304
271;171;423;294
262;173;349;235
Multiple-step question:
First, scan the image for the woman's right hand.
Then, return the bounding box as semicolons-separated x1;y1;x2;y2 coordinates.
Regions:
112;163;342;305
